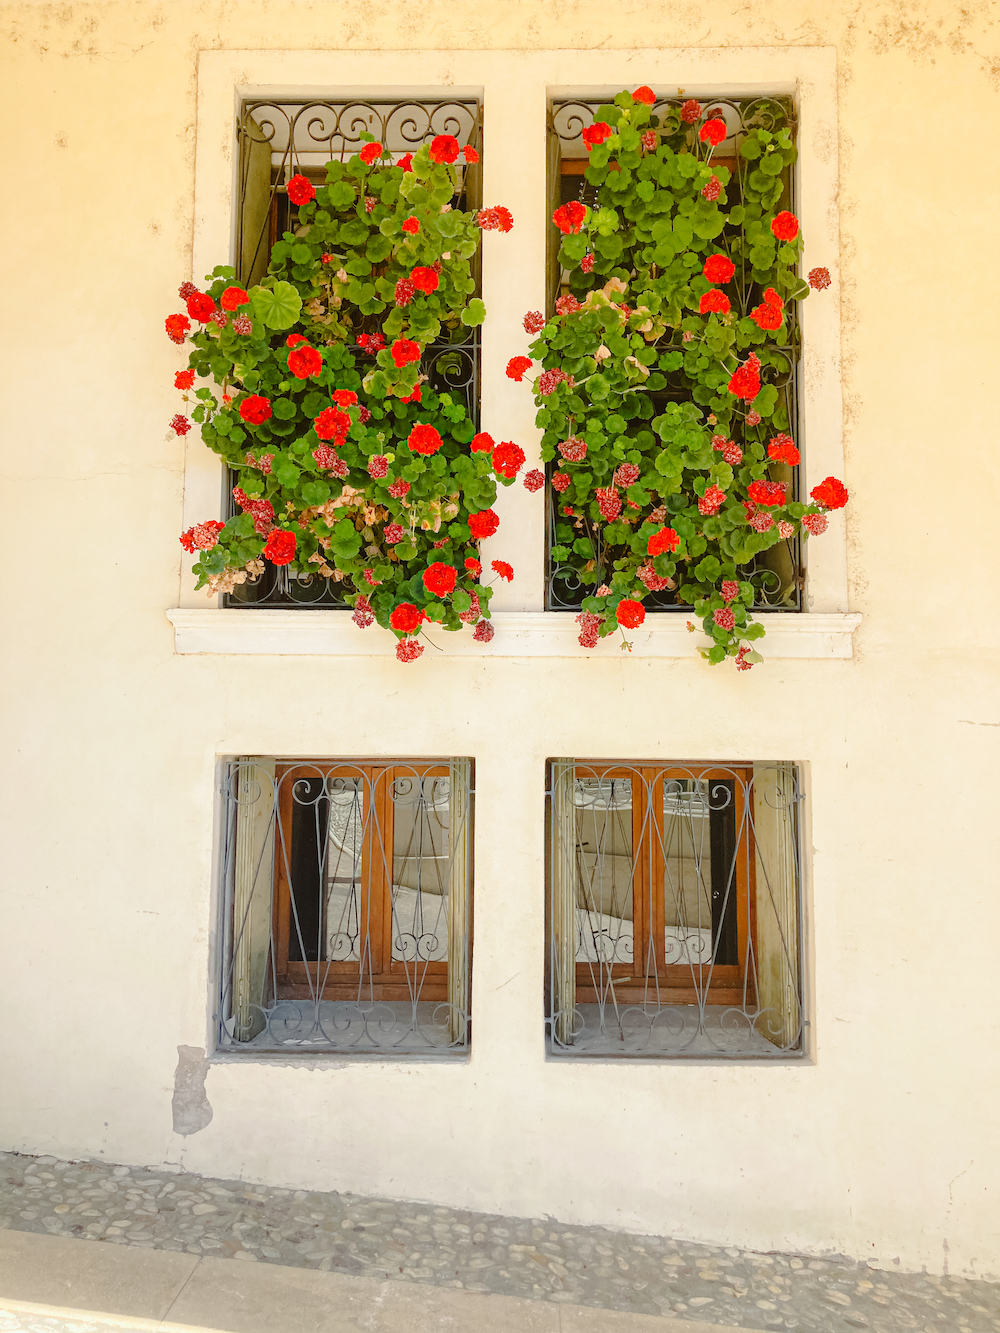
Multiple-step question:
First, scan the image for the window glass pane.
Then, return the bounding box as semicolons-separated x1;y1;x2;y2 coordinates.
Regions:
324;777;364;962
662;779;714;964
574;777;634;965
392;775;450;963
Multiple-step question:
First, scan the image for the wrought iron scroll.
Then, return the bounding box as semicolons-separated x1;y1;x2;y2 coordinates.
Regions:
218;758;474;1055
545;96;802;613
546;761;804;1058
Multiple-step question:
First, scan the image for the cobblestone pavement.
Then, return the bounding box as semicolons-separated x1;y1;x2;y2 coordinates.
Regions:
2;1153;998;1332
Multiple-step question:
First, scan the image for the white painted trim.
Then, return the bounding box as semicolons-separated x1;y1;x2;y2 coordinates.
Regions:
167;608;860;659
181;47;849;620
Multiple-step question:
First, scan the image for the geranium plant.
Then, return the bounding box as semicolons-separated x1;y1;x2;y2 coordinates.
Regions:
167;134;516;662
511;87;847;668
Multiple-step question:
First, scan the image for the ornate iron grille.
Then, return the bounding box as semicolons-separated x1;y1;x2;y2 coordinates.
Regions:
225;99;482;609
216;758;473;1055
546;761;804;1058
545;96;802;614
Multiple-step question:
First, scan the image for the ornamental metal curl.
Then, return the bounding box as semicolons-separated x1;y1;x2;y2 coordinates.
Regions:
218;758;473;1055
547;761;804;1059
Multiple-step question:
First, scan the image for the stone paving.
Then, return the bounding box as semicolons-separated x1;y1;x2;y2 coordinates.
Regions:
1;1152;998;1333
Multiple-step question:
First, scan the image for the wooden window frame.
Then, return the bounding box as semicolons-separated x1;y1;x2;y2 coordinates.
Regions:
272;761;453;1005
572;763;757;1009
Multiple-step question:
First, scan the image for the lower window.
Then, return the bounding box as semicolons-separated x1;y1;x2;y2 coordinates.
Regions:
546;760;804;1058
217;758;473;1055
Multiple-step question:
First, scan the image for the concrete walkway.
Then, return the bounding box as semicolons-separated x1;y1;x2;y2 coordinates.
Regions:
0;1230;753;1333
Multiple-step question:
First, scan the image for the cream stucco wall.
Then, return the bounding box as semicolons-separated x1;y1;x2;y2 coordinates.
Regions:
2;0;999;1282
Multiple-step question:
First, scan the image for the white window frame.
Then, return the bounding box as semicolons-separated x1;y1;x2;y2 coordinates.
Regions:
169;47;858;660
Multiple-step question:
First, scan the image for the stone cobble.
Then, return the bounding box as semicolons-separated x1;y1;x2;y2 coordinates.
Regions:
1;1152;998;1332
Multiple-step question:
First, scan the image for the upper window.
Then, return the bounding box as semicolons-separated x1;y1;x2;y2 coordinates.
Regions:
541;95;804;621
226;98;482;609
546;760;804;1058
217;758;473;1056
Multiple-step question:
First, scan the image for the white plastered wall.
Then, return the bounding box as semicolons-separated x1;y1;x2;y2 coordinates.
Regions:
1;0;999;1282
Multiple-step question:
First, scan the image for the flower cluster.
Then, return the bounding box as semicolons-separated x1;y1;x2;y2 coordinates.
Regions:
508;87;846;667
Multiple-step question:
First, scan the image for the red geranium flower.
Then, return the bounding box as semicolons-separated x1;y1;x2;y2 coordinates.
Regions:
367;455;389;480
713;607;735;631
423;562;458;597
408;423;443;456
288;345;323;378
763;287;784;309
463;144;479;163
506;356;533;382
286;334;307;347
221;286;250;311
165;313;191;343
523;469;545;493
700;290;730;315
768;434;800;466
491;560;514;582
429;135;460;164
401;216;420;235
802;512;829;536
698;484;727;516
728;355;761;401
551;472;571;493
552;200;587;235
186;292;216;322
390;603;425;634
811;476;849;509
399;384;421;404
680;99;702;124
555;294;581;315
617;598;646;628
721;580;740;603
468;509;500;539
170;414;191;436
582;122;613;149
748;480;786;507
699;118;727;146
476;206;514;232
391;339;421;368
263;529;297;565
771;211;800;241
808;267;831;290
492;440;525;479
314;407;350;440
471;431;494;453
633;86;656;105
397;153;413;173
174;369;195;390
411;266;439;295
701;175;722;201
239;394;272;425
332;389;358;407
359;142;383;165
179;520;225;553
750;302;783;330
648;526;680;556
703;254;735;284
465;557;482;576
286;175;315;205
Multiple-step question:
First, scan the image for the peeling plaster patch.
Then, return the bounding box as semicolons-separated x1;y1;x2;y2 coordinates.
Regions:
171;1044;213;1136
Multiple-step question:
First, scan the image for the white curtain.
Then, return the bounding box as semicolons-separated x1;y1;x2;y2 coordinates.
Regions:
231;758;276;1042
447;759;472;1045
752;762;802;1049
550;759;578;1045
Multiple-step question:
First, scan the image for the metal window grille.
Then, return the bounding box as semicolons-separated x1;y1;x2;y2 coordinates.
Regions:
226;98;483;609
546;761;805;1058
216;758;473;1055
545;95;802;614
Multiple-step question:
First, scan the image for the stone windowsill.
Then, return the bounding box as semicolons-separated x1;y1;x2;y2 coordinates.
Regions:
166;608;861;658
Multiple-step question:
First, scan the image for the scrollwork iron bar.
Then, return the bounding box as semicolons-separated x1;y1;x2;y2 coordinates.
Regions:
545;97;802;613
546;760;805;1059
216;758;473;1056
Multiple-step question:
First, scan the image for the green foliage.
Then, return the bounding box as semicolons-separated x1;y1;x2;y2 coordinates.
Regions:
526;90;832;668
173;139;514;646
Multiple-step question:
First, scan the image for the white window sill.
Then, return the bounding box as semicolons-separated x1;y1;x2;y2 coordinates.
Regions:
166;609;861;659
